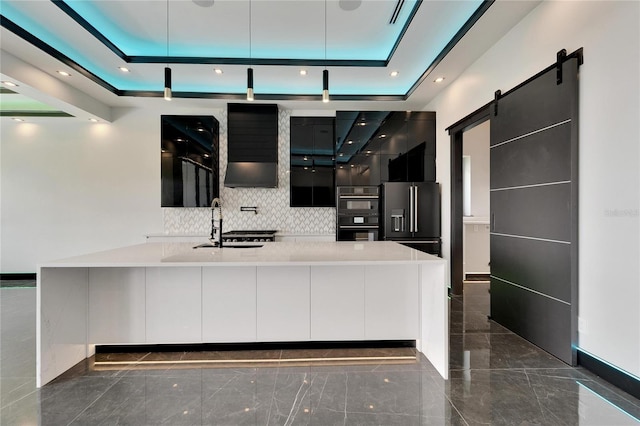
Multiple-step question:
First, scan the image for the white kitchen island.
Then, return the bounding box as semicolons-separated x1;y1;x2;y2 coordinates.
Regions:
37;241;448;386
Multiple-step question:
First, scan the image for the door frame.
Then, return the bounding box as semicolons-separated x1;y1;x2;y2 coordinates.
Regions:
447;104;491;295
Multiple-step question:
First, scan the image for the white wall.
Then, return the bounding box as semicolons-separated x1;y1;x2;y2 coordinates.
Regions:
462;120;490;218
1;106;336;273
1;111;162;273
427;1;640;377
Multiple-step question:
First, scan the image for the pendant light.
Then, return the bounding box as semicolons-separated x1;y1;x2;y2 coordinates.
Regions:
164;0;172;101
246;0;254;101
247;68;254;101
322;0;329;103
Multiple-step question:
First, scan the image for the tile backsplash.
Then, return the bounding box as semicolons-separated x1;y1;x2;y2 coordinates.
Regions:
163;108;336;235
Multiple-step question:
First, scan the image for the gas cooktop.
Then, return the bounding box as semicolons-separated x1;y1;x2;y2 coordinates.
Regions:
221;230;277;244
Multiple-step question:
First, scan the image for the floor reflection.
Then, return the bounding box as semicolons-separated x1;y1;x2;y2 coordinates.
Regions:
2;282;640;425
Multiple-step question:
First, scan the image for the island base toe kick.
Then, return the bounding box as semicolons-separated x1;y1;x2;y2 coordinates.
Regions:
38;261;448;386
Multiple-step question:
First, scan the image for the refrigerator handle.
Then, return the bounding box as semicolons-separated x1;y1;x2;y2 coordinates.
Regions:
414;185;419;233
409;186;414;233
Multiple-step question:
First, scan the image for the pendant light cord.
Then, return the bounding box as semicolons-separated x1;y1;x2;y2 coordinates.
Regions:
324;0;327;67
166;0;169;64
249;0;252;65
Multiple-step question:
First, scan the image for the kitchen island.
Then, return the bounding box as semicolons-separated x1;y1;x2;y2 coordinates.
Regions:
37;241;448;386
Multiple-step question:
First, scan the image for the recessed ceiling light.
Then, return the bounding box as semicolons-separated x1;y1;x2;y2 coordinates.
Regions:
12;118;25;122
390;71;399;77
339;0;362;11
2;81;18;87
379;134;386;138
300;70;307;76
57;70;71;76
89;118;99;122
214;68;223;74
348;140;353;144
434;77;445;83
339;153;344;156
367;151;372;154
350;164;355;168
118;67;130;73
358;122;366;126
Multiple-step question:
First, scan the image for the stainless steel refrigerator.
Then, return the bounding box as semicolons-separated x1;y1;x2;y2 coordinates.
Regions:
381;181;441;256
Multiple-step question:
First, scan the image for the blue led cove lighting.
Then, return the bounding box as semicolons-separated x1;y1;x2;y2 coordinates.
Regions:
1;0;486;96
61;0;419;61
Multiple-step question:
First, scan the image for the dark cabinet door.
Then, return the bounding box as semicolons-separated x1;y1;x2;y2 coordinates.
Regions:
408;114;436;181
290;117;335;207
161;115;219;207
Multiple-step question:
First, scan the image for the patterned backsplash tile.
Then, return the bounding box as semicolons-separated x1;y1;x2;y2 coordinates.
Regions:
163;108;336;235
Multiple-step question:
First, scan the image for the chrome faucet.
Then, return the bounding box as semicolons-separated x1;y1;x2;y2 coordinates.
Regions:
210;197;223;247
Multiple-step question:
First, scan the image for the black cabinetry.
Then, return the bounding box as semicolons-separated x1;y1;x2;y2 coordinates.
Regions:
225;103;278;188
290;117;335;207
161;115;219;207
335;111;435;186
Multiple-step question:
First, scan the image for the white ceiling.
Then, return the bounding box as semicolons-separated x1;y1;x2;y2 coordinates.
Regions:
0;0;541;117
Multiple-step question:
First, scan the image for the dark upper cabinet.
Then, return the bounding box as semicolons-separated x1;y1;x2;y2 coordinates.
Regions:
290;117;335;207
161;115;220;207
335;111;436;186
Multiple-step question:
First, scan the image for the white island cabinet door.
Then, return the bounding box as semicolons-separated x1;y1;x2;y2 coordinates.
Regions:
257;266;310;341
89;268;146;344
365;265;419;340
310;265;365;340
145;267;202;343
202;267;257;342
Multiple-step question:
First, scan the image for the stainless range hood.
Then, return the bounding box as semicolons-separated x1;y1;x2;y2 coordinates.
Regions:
224;162;277;188
224;103;279;188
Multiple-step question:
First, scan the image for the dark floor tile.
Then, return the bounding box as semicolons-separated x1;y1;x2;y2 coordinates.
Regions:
571;368;640;420
449;333;568;370
447;368;640;426
39;376;121;425
450;310;511;335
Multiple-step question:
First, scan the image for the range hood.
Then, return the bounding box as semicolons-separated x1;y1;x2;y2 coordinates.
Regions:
224;103;279;188
224;162;277;188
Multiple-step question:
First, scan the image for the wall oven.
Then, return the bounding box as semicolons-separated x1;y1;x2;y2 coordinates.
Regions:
336;186;380;241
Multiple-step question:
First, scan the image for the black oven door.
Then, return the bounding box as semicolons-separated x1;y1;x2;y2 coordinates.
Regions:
338;214;379;241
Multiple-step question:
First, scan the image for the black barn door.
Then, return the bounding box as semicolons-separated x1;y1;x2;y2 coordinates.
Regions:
490;50;582;365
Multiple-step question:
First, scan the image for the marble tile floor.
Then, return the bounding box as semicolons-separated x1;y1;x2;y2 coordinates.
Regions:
1;283;639;425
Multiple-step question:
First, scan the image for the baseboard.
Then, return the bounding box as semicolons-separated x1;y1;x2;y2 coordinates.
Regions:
0;273;37;280
96;340;416;354
577;348;640;400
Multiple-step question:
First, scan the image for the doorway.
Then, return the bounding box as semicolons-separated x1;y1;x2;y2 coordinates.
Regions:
448;106;491;296
461;121;491;285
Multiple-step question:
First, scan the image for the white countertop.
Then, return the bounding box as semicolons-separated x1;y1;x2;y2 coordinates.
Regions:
40;241;444;268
